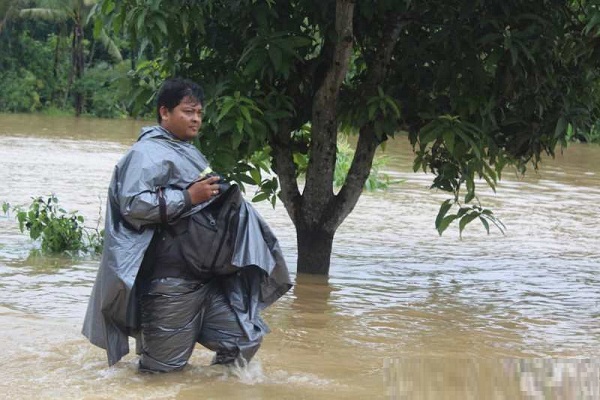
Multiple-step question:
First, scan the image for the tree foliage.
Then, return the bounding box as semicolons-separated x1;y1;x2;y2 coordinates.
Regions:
92;0;600;274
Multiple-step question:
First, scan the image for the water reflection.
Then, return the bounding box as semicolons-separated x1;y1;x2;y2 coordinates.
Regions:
384;358;600;399
291;274;333;315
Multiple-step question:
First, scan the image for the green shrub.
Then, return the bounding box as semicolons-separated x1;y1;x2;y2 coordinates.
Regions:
0;30;70;112
0;69;42;112
565;122;600;144
74;61;130;118
334;136;398;191
8;195;103;255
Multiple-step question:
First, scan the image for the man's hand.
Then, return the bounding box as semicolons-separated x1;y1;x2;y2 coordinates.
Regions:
187;175;221;205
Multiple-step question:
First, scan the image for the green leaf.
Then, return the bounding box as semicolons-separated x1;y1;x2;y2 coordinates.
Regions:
102;0;116;15
554;116;567;138
458;211;479;237
368;103;377;120
584;12;600;35
517;42;535;63
240;106;252;123
455;129;481;159
383;96;401;118
243;53;265;77
216;99;236;123
236;174;256;185
457;207;469;218
479;216;490;234
268;45;283;71
443;131;455;153
464;177;475;203
136;8;147;34
435;199;453;229
93;18;103;38
291;35;313;47
250;168;261;184
481;171;496;193
155;17;168;36
235;118;244;135
419;124;442;144
481;212;506;234
436;214;458;236
413;157;422;173
252;192;269;202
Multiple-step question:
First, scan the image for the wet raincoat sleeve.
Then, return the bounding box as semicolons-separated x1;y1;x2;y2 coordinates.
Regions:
116;148;191;231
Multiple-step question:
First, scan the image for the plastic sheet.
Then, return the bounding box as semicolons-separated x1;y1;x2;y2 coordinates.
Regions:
138;277;261;372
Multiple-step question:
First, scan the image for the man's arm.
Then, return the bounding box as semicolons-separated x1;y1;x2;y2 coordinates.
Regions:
115;149;221;230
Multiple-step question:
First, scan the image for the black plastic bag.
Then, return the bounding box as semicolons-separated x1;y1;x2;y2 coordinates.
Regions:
176;185;243;277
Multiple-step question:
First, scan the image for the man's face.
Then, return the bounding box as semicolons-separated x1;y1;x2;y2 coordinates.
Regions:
159;96;203;141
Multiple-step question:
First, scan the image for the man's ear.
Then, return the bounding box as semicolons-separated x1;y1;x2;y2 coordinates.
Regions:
159;106;170;122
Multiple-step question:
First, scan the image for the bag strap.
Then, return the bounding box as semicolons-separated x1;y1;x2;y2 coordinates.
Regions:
157;187;168;225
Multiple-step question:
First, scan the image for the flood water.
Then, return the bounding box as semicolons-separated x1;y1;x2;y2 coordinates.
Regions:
0;113;599;399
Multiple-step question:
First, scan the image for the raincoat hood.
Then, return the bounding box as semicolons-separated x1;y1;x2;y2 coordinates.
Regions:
82;126;292;365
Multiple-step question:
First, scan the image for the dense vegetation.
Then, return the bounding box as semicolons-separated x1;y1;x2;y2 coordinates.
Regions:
0;0;132;117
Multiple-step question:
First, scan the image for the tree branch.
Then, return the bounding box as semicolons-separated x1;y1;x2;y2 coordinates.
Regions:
303;0;355;225
270;119;302;225
328;13;404;228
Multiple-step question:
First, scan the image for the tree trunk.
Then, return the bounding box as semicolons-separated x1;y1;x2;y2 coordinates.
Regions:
73;18;84;116
130;38;137;70
53;26;60;78
296;225;335;275
272;0;356;276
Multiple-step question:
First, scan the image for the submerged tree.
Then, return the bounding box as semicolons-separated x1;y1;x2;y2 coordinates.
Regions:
94;0;600;275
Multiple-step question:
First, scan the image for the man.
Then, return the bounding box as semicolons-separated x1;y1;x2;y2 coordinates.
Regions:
82;78;292;372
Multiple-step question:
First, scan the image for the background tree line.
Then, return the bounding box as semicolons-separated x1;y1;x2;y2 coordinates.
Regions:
0;0;135;117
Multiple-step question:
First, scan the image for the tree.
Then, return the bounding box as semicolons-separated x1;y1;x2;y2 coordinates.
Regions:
0;0;20;33
94;0;600;275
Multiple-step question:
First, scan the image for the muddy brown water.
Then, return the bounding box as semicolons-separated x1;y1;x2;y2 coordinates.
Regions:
0;113;598;399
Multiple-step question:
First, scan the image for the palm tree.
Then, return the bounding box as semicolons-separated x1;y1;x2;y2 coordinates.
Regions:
18;0;121;115
0;0;24;33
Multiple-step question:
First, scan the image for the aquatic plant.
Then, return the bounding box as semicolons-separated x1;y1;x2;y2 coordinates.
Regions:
1;200;9;215
9;195;103;254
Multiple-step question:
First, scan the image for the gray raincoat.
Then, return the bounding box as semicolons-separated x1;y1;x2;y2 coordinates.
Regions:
82;126;292;366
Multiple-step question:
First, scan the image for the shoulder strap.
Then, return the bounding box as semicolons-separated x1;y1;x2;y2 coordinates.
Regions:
157;187;168;225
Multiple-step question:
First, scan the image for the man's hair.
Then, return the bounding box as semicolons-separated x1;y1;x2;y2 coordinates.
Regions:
156;77;204;123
